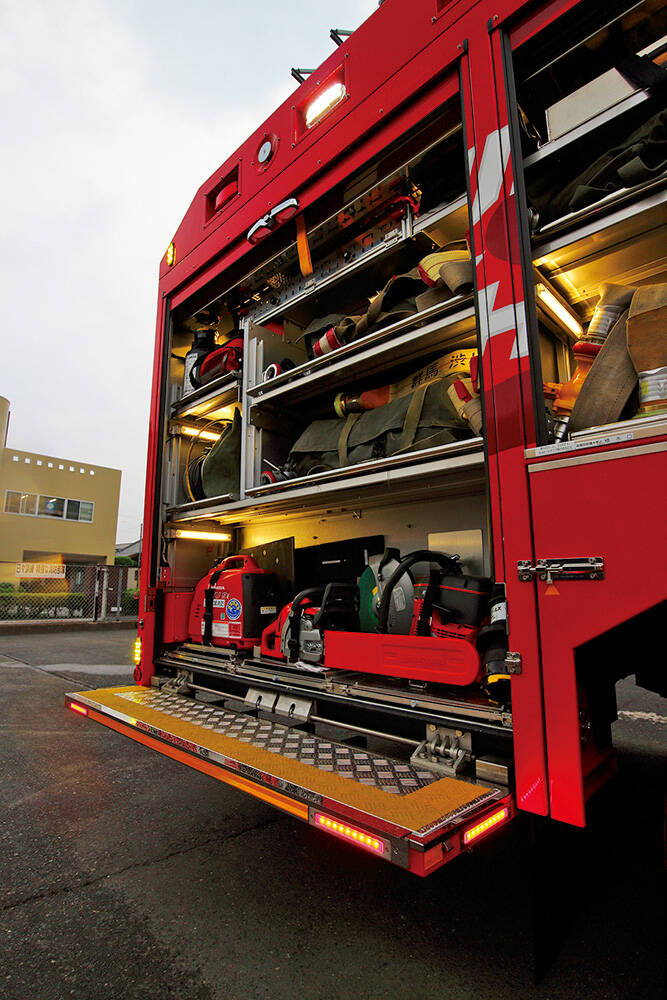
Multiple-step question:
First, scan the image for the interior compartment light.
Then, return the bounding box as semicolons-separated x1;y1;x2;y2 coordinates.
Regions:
166;242;176;267
68;701;88;716
536;283;583;337
305;81;346;128
179;425;221;442
314;812;387;855
462;806;510;845
174;529;232;542
133;637;142;665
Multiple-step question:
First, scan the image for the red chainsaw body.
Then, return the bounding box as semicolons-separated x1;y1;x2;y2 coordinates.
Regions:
324;630;482;685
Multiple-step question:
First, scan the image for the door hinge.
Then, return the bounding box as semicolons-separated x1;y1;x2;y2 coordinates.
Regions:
517;557;604;583
504;652;522;675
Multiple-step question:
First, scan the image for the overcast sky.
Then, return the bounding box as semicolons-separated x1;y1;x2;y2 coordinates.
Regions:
1;0;376;543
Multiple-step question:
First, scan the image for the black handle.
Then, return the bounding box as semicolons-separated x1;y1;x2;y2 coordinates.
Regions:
377;550;461;634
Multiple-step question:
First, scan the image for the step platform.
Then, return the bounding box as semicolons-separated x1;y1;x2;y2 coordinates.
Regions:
66;685;514;876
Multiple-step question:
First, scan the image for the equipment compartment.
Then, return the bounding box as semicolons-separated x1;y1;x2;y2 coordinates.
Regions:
511;0;667;444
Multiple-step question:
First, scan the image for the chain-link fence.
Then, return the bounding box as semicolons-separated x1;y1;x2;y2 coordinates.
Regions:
0;562;139;623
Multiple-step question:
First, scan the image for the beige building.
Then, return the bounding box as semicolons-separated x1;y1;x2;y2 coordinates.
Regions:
0;396;121;571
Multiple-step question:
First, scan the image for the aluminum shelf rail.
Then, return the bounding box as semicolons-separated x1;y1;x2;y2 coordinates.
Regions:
171;372;241;421
166;437;485;524
158;643;513;736
248;299;476;406
524;413;667;460
411;193;468;238
531;179;667;258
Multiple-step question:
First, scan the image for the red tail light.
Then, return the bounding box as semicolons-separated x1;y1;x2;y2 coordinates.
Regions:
68;701;88;716
314;812;387;855
462;806;509;845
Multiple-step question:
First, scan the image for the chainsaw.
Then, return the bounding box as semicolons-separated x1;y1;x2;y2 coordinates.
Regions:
260;550;497;686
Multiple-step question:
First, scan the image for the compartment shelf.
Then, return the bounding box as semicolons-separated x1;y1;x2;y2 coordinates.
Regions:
532;180;667;261
248;298;476;406
172;371;241;421
523;89;649;170
166;437;485;525
524;413;667;459
247;222;406;328
411;193;468;239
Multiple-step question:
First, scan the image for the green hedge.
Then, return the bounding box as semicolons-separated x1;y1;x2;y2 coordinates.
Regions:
0;592;87;620
0;582;15;592
120;588;139;616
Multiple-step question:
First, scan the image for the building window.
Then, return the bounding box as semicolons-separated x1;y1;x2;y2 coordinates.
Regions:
36;459;43;466
66;498;94;522
58;464;64;470
12;455;18;462
4;491;94;521
24;457;30;464
38;495;66;518
79;501;94;522
89;470;95;476
47;462;53;468
4;491;37;515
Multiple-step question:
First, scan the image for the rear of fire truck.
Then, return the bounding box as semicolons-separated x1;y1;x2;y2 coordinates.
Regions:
67;0;667;873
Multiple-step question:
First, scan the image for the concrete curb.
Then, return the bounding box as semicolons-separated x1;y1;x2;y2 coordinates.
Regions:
0;620;137;635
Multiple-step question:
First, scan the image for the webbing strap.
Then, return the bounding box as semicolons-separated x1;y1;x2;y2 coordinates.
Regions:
393;427;457;456
569;309;635;433
203;567;224;646
399;383;429;452
337;412;361;467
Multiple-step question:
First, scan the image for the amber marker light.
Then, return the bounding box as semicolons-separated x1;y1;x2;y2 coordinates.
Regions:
133;637;142;665
314;813;386;855
68;701;88;716
166;241;176;266
462;806;510;845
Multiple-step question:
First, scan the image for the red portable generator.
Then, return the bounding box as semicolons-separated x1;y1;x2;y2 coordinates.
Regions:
188;555;280;652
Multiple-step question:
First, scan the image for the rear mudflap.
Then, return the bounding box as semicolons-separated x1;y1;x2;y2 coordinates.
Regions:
66;685;514;875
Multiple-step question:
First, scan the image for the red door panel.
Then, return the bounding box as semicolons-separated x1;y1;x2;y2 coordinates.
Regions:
528;441;667;825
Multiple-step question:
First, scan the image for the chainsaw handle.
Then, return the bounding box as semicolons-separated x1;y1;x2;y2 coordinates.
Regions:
377;550;461;634
217;555;258;572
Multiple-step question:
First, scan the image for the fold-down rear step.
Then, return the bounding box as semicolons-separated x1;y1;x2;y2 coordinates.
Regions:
66;686;514;876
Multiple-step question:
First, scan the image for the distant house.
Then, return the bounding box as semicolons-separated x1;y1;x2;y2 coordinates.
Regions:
0;396;121;579
115;538;141;563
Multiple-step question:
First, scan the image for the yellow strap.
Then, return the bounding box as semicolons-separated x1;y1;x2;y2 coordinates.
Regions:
296;214;313;277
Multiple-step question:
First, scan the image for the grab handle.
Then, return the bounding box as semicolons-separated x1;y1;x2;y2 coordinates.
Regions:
218;555;258;572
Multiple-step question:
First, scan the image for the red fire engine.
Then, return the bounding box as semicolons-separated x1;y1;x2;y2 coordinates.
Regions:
67;0;666;876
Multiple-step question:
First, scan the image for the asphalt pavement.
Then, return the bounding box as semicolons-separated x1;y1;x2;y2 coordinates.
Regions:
1;631;665;1000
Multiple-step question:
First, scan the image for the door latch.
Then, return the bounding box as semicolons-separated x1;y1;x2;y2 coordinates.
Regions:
517;557;604;584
